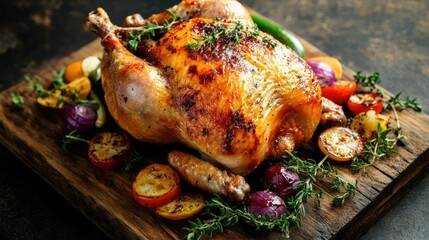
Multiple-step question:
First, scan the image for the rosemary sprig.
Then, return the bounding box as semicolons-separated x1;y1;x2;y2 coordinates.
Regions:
128;10;180;51
186;20;276;51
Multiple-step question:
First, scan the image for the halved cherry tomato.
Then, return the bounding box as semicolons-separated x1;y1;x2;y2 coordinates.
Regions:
321;80;358;105
347;93;384;115
155;192;205;220
88;130;132;169
318;126;364;162
132;163;181;208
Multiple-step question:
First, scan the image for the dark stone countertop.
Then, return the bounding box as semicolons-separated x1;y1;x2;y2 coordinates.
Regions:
0;0;428;239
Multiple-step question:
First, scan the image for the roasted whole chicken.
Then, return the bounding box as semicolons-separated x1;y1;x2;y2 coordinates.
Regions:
86;0;322;199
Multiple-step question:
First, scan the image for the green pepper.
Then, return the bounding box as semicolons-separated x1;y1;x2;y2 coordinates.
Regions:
89;90;106;128
251;14;305;58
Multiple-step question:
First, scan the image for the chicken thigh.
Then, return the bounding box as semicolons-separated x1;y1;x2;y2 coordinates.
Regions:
85;1;321;177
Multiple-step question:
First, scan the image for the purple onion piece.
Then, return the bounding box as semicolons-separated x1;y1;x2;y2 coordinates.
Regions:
247;191;287;219
263;164;300;200
307;60;336;87
63;104;97;132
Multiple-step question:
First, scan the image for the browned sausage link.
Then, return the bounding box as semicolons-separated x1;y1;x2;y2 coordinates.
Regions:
320;97;347;128
168;151;250;202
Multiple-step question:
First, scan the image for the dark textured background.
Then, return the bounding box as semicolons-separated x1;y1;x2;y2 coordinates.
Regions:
1;0;428;239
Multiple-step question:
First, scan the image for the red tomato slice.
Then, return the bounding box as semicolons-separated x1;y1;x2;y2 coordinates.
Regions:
347;93;384;115
88;130;132;169
321;80;357;105
132;163;181;208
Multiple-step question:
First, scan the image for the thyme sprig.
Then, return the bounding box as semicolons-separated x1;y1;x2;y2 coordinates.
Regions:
184;152;358;239
353;71;422;112
350;102;405;173
128;10;180;51
385;92;422;112
123;147;142;171
282;152;358;206
61;130;90;152
353;71;383;97
186;19;277;51
184;195;292;240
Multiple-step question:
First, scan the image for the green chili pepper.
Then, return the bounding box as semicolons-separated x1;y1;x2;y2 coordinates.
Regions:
251;14;305;58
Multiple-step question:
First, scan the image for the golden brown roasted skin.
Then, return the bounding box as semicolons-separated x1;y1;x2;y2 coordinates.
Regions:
86;2;321;176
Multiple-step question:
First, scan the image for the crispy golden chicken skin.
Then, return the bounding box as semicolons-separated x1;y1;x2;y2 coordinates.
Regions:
85;1;321;176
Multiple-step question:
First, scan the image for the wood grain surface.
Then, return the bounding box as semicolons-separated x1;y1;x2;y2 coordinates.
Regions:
1;22;428;239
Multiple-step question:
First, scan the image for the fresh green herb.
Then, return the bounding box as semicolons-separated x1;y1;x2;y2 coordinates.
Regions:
51;67;66;88
350;105;405;173
282;153;358;207
184;153;358;239
25;72;94;107
10;93;24;109
186;20;276;51
354;71;422;112
128;10;180;51
184;195;291;240
384;92;422;112
124;147;142;171
61;130;90;152
353;71;383;97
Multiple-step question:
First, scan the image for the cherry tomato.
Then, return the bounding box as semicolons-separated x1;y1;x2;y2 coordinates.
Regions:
155;192;205;220
318;126;364;162
321;80;358;105
132;163;181;208
88;130;132;169
347;93;384;115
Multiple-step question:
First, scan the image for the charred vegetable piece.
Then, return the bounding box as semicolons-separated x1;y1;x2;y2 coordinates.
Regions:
132;163;181;208
318;126;364;162
321;80;358;105
37;76;92;108
349;110;390;142
155;192;205;220
88;130;132;169
347;93;384;115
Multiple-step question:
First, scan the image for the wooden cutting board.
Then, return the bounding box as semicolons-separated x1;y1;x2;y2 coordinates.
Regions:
1;26;429;239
